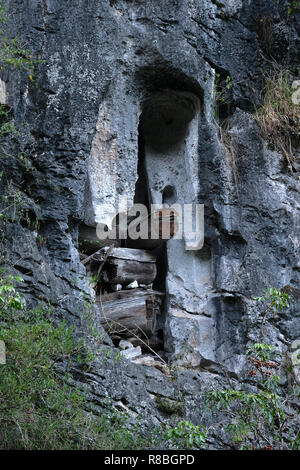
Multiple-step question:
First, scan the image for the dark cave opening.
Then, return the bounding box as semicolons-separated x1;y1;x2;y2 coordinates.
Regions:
133;122;150;209
162;184;177;205
128;88;200;355
140;89;199;152
131;112;169;353
80;86;200;360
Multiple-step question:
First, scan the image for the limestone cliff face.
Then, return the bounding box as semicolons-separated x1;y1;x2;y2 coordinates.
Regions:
1;0;299;444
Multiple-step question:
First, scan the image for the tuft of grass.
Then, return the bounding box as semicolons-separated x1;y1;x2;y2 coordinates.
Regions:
255;69;300;170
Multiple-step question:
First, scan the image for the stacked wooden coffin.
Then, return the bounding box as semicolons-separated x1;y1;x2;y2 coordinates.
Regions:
96;288;164;338
86;247;164;342
101;247;157;285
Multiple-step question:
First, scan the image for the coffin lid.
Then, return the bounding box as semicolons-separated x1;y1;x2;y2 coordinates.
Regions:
102;247;156;263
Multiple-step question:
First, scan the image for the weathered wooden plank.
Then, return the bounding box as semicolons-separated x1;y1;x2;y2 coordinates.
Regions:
98;288;164;301
100;304;151;335
96;289;163;337
102;258;157;285
102;247;156;263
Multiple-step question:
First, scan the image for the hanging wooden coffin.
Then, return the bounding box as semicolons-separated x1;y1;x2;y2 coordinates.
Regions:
102;247;157;285
97;288;164;337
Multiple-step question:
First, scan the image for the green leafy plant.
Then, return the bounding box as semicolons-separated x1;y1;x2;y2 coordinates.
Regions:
0;276;155;449
205;343;299;450
253;287;291;335
0;104;18;139
0;275;25;312
204;291;298;450
87;272;100;289
214;73;233;107
18;152;36;173
254;287;290;312
247;342;275;363
0;1;37;76
287;1;300;15
164;420;207;450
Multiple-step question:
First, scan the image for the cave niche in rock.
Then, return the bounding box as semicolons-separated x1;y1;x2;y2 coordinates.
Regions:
162;185;177;205
140;89;200;152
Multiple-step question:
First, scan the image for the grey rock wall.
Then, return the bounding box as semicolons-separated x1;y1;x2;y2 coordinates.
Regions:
1;0;299;444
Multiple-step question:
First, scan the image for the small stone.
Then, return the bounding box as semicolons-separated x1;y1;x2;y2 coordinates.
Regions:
132;355;155;366
119;339;134;350
126;337;142;347
120;346;142;360
125;280;138;289
111;284;122;292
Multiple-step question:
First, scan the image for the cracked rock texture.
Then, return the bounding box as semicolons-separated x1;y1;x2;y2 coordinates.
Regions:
0;0;299;446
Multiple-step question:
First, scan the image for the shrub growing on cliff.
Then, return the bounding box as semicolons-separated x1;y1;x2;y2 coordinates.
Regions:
0;274;25;311
253;287;291;337
0;275;155;449
255;69;300;169
205;342;300;450
287;1;300;15
204;290;300;450
164;420;207;450
0;276;90;449
0;1;35;75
